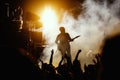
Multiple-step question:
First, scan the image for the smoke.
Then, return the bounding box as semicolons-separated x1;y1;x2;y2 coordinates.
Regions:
40;0;120;70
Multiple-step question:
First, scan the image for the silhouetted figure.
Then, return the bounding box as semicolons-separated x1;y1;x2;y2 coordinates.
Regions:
83;53;101;80
55;27;77;64
96;34;120;80
56;56;73;80
47;49;56;75
71;49;84;80
39;49;57;80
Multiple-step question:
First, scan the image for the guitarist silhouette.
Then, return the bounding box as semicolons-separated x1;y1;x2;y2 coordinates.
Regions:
55;27;80;65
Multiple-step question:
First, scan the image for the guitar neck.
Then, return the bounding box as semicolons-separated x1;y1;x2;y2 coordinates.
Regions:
72;35;80;40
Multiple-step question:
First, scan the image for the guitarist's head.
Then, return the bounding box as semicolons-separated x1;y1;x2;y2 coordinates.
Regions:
59;26;65;34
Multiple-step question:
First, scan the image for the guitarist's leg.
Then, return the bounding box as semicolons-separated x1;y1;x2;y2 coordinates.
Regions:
59;48;67;64
66;46;72;67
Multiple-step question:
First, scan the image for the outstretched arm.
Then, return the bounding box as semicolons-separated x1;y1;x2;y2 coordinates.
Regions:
74;49;82;61
49;49;54;65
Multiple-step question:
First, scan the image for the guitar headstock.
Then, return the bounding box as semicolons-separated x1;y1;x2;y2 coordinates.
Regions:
72;35;80;41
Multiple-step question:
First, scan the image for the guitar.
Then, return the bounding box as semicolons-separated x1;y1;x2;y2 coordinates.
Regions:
57;35;80;44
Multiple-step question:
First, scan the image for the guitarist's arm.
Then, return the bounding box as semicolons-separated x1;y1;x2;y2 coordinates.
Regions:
66;33;74;42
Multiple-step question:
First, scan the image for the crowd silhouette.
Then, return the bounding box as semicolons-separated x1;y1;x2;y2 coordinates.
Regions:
2;33;120;80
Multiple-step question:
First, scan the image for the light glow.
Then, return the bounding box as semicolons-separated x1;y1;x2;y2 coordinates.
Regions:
40;6;58;27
